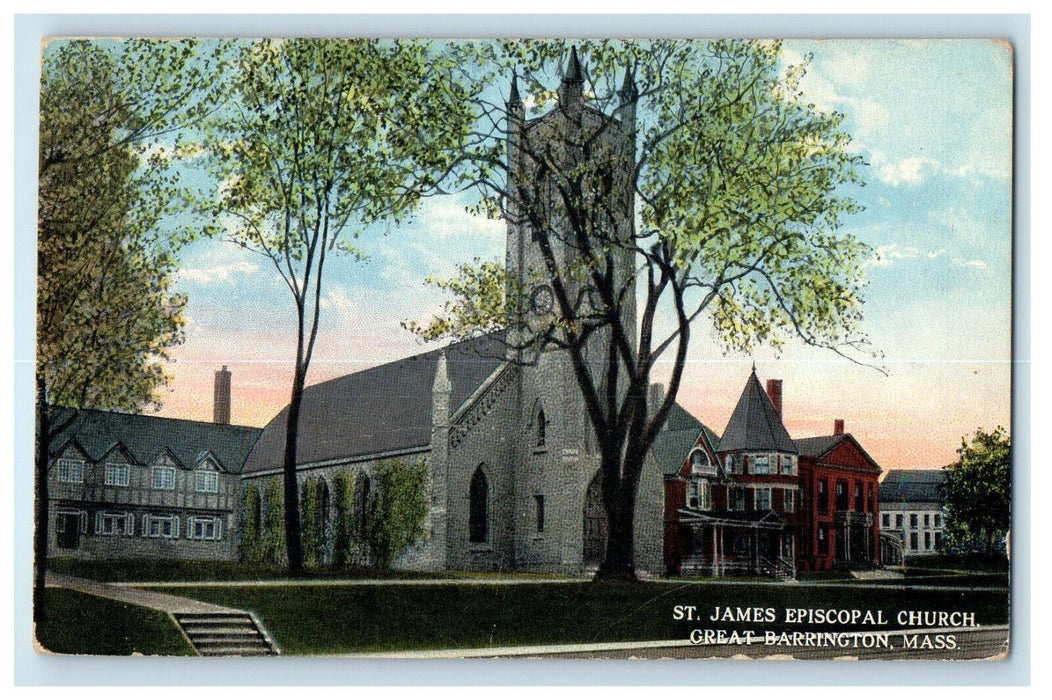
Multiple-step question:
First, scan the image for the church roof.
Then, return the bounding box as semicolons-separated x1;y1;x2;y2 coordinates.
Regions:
49;408;262;473
879;468;947;504
717;371;797;454
651;403;720;476
241;333;507;475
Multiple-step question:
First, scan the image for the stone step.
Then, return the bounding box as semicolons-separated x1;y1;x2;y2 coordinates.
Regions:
173;612;279;657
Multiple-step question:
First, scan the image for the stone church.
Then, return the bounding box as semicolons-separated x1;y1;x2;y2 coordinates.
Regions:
44;51;709;576
240;51;701;575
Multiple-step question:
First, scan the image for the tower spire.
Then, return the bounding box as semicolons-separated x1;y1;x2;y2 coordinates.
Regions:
507;71;522;107
563;45;583;85
619;65;637;102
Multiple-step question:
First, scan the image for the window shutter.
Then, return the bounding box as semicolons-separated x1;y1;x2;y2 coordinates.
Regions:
79;510;88;534
142;514;150;537
216;517;223;540
95;512;103;533
124;512;134;536
173;516;180;538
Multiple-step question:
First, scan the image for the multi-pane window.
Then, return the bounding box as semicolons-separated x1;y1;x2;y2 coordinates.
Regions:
752;455;770;475
818;525;829;555
910;532;919;550
144;514;179;539
726;454;743;474
896;514;904;528
104;463;130;487
783;489;795;513
96;511;133;536
854;483;864;511
835;481;848;511
924;531;932;550
780;455;798;476
687;481;712;510
729;487;747;511
910;514;918;528
882;513;891;528
818;480;829;512
152;466;176;490
195;470;219;493
188;516;223;540
934;514;942;528
754;487;771;511
923;513;930;527
56;459;84;483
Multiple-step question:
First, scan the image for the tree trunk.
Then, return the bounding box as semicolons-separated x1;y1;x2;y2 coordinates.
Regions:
282;364;306;574
33;370;50;626
595;454;640;582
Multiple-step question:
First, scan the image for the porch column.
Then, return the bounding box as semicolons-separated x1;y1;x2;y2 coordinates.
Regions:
711;525;718;577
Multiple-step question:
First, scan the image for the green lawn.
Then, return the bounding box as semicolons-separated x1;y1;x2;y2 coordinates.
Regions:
36;588;194;656
151;580;1010;655
49;557;565;583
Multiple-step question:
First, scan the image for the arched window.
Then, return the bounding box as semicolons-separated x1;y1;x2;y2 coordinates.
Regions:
354;473;371;535
689;448;710;474
536;407;547;447
469;466;489;543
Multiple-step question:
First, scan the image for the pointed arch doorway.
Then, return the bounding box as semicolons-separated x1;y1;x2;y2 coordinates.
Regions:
583;472;608;568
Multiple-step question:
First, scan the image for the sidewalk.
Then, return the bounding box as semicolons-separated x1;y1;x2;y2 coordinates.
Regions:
45;572;240;615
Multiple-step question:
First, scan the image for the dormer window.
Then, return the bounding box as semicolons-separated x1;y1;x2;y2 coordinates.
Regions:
195;470;219;493
689;449;712;475
151;466;176;490
104;463;130;487
56;459;84;483
780;454;798;476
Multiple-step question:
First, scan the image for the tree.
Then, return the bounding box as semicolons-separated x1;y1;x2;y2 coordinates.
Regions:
203;39;474;573
36;39;225;623
944;427;1011;555
361;461;429;571
410;40;872;580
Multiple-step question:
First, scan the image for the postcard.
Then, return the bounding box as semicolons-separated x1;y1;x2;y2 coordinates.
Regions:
32;35;1012;662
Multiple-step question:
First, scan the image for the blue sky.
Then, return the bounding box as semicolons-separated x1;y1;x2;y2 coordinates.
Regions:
160;39;1013;469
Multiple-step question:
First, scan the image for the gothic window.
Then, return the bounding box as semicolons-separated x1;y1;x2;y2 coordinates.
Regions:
354;474;371;535
469;466;489;543
536;407;547;447
534;495;545;533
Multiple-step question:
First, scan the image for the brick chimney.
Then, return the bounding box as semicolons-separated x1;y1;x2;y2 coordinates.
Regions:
765;379;783;420
834;419;845;436
214;365;231;425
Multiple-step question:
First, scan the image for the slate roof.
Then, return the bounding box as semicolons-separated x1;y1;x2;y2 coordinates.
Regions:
242;333;507;475
651;403;720;476
49;407;262;474
794;435;845;458
879;469;947;505
717;371;797;454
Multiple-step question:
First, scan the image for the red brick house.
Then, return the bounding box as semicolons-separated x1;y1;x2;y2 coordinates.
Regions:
795;428;882;572
663;370;882;578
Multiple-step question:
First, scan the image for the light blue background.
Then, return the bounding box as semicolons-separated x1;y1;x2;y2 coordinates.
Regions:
12;12;1031;687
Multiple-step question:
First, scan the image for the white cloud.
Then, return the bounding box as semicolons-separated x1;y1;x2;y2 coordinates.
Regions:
956;258;989;270
869;152;942;187
866;243;946;268
416;194;505;240
179;261;259;284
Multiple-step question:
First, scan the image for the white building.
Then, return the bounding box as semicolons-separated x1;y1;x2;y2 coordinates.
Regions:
878;469;947;556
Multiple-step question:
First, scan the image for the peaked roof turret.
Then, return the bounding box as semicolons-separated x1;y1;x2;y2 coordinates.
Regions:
619;67;637;101
507;72;522;106
562;45;583;84
718;370;797;454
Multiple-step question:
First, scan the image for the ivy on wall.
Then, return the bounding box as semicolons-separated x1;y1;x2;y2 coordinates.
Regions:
242;459;427;570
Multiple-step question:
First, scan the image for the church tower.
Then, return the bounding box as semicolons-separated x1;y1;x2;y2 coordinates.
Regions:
503;48;640;572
